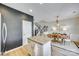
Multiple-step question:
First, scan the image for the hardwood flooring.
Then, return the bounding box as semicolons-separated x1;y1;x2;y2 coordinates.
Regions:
3;44;32;56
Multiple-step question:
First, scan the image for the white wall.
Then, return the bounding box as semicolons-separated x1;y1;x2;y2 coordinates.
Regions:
37;16;79;41
3;3;32;16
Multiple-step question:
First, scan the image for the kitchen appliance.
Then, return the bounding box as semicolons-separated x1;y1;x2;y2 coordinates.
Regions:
0;4;24;54
0;6;23;54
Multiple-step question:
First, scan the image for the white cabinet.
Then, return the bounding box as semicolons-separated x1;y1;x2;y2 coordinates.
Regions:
43;41;51;56
52;46;65;56
52;46;79;56
34;41;51;56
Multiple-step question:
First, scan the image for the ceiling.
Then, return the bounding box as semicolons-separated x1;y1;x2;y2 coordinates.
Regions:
3;3;79;22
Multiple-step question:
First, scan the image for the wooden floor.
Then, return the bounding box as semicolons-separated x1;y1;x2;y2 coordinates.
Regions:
73;41;79;48
3;44;32;56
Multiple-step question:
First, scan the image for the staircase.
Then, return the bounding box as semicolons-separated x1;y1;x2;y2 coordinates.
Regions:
34;23;48;36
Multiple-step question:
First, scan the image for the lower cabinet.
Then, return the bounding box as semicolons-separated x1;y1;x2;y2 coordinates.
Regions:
28;39;51;56
52;46;66;56
52;46;79;56
34;41;51;56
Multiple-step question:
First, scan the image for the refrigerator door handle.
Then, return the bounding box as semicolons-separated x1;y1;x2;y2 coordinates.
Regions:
2;23;7;44
2;23;4;43
4;23;7;44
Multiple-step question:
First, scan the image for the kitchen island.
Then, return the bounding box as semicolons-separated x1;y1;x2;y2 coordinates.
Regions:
28;35;79;56
28;35;52;56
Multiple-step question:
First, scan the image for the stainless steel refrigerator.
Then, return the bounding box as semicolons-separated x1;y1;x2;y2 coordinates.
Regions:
0;4;23;55
0;12;22;55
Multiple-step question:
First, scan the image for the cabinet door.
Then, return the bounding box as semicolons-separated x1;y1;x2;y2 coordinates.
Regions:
34;44;43;56
52;46;65;56
52;46;79;56
58;48;79;56
43;41;51;56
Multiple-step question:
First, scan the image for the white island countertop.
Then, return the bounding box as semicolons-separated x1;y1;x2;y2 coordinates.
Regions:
28;36;79;55
28;35;52;45
52;41;79;55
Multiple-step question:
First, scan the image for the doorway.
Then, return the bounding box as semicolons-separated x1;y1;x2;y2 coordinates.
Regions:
22;20;32;45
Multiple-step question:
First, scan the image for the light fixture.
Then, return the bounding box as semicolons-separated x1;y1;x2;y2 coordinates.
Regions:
52;16;68;32
40;3;43;4
52;16;58;31
55;16;60;32
62;26;69;31
63;27;67;31
52;27;56;31
29;9;32;12
56;16;60;26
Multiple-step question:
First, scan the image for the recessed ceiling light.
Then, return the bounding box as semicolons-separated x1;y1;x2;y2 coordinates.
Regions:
29;9;32;12
40;3;43;5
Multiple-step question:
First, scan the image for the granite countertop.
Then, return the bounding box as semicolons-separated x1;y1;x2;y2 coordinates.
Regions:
28;35;52;45
52;41;79;55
